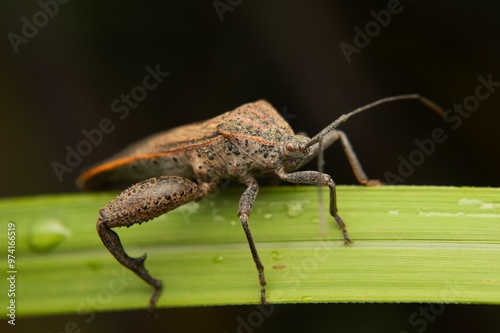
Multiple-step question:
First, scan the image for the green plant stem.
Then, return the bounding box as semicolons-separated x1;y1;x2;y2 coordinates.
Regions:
0;186;499;316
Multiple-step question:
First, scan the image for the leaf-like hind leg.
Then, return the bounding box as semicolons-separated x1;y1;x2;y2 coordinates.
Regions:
96;176;202;311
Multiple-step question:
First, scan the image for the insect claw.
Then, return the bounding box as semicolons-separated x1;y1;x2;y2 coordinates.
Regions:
344;237;353;244
260;287;268;304
148;280;163;314
363;179;383;186
148;310;159;319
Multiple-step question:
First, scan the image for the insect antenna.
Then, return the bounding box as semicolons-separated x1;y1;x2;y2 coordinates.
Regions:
303;94;444;150
309;94;444;238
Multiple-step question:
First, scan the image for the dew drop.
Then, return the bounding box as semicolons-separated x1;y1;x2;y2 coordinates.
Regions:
213;215;225;222
301;296;313;303
264;213;273;220
177;201;200;214
271;250;282;260
285;201;305;218
458;198;484;206
418;210;464;217
86;261;104;272
481;203;498;210
29;218;71;252
212;255;224;263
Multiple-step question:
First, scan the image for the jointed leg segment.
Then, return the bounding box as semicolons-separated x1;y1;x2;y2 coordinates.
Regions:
97;220;163;308
96;176;202;310
314;129;380;186
277;169;352;243
237;176;268;303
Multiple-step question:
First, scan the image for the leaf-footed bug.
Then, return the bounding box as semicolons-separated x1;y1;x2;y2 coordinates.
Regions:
78;94;443;311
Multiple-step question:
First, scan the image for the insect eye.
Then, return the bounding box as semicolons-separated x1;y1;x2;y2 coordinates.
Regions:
285;143;296;152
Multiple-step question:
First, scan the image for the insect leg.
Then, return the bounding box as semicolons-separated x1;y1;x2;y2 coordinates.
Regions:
329;129;381;185
96;176;202;310
237;176;267;303
277;170;351;243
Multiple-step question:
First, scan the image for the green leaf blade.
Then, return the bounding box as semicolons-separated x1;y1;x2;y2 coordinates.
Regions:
1;186;499;316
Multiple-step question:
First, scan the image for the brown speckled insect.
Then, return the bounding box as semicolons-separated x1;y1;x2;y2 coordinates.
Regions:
78;94;442;311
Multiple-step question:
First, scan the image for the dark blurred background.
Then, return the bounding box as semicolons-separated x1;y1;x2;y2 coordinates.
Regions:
1;0;499;331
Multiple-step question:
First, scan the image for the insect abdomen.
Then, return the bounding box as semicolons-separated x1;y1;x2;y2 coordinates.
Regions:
78;153;195;191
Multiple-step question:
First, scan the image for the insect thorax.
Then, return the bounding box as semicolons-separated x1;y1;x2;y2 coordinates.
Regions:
187;135;286;182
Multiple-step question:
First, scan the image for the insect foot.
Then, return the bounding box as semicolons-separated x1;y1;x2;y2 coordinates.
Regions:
96;176;202;311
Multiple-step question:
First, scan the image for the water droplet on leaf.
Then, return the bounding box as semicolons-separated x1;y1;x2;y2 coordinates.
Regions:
301;296;313;303
271;251;282;260
286;201;305;218
212;255;224;263
29;218;71;252
86;261;104;272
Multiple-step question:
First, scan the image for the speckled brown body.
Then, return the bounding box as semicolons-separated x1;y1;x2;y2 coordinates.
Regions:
79;100;301;191
80;95;442;311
